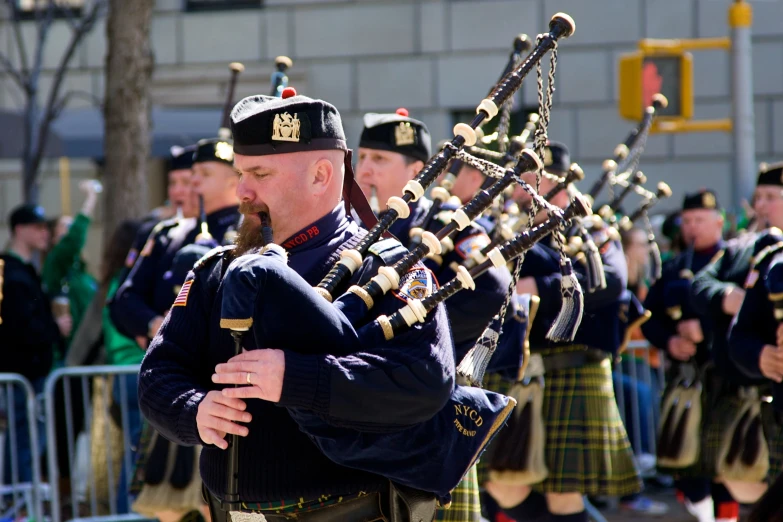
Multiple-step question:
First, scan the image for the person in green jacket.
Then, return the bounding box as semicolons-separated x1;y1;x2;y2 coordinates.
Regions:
43;180;101;364
101;219;146;514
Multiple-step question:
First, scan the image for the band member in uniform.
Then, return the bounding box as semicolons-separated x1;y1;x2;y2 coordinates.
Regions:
486;141;640;522
641;189;733;522
689;164;783;518
356;109;511;522
727;227;783;480
110;139;240;521
139;92;454;522
120;145;198;286
110;139;240;343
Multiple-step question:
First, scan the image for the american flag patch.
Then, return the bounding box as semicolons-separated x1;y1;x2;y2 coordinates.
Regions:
124;249;138;268
173;280;193;307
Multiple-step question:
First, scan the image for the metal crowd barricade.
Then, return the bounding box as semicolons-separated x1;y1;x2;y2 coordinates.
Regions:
44;365;147;522
0;373;46;522
612;340;666;477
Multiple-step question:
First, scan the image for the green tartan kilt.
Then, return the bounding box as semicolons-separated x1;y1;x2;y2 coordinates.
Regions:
701;393;743;478
770;421;783;483
477;350;641;497
434;465;481;522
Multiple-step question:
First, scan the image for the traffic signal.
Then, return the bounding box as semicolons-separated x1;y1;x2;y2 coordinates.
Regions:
618;50;693;122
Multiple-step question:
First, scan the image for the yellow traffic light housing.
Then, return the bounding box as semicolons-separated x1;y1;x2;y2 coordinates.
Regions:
618;50;693;122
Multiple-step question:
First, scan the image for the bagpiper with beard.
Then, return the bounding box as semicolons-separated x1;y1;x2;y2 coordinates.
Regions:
138;91;456;522
356;109;512;522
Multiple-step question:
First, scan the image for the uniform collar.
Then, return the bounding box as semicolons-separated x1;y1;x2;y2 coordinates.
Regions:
207;205;240;227
695;240;724;258
281;204;350;254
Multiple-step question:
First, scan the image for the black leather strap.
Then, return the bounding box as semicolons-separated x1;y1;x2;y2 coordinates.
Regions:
542;347;609;373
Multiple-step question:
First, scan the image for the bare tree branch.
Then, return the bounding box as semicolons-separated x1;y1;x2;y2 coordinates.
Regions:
52;89;103;118
31;0;105;175
2;0;31;80
0;52;26;89
56;0;80;31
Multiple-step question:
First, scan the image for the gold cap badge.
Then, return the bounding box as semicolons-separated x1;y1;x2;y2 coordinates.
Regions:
272;112;301;142
702;192;716;209
543;147;553;167
215;141;234;162
394;122;415;147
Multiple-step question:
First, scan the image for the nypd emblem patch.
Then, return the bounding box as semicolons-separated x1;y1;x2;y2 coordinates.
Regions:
394;267;437;302
455;233;491;260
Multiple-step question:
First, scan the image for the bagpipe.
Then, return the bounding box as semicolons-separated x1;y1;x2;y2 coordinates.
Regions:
216;13;579;503
270;55;293;97
586;93;668;205
168;61;246;286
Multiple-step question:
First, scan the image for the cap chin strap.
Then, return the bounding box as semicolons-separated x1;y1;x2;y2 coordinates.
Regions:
343;149;380;230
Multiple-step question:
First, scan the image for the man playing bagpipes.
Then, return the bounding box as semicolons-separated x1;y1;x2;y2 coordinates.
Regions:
138;90;467;522
687;163;783;519
484;139;641;522
724;162;783;504
355;110;512;522
640;190;737;522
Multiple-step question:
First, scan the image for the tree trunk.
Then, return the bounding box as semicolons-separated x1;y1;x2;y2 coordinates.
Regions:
103;0;154;245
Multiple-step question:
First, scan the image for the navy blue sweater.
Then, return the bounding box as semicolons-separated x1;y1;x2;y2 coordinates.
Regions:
138;205;454;502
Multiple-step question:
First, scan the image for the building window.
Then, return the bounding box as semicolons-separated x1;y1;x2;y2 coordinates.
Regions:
185;0;262;12
15;0;82;19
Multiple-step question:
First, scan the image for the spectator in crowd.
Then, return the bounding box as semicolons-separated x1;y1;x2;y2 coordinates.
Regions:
42;180;101;365
1;204;64;483
100;219;145;513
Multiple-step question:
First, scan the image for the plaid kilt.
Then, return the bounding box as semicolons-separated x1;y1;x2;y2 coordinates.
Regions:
434;465;481;522
770;419;783;483
701;392;743;478
536;347;641;496
478;348;641;496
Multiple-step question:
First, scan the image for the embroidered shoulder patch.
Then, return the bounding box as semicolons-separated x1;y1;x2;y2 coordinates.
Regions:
172;279;193;307
394;267;438;302
455;233;491;260
140;238;155;257
745;269;759;289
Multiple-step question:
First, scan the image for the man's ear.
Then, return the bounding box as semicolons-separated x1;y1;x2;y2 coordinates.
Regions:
311;157;334;195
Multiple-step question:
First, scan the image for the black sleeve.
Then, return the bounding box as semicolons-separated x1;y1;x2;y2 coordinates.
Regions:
641;268;677;352
138;268;213;446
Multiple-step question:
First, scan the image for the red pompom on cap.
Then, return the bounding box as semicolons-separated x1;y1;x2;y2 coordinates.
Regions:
396;108;409;117
281;87;297;99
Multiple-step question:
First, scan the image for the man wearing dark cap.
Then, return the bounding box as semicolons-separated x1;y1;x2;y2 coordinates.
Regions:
693;162;783;518
110;139;241;520
121;144;199;282
1;204;63;482
485;141;640;522
642;189;738;522
728;162;783;506
357;110;511;522
138;91;455;522
111;138;240;344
